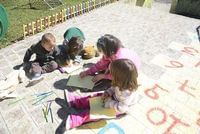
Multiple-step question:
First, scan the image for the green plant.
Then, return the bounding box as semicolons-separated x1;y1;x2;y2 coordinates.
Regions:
0;0;82;49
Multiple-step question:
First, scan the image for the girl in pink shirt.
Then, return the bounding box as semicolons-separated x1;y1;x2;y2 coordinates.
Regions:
79;34;140;90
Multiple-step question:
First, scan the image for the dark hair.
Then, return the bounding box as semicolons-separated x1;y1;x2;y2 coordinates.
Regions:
68;36;83;59
110;59;138;91
97;34;124;57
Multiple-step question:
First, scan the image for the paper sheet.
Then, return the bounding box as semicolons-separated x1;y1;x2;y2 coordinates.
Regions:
61;64;82;74
89;96;116;119
67;74;94;89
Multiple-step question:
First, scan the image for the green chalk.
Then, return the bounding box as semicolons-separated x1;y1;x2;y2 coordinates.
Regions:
42;108;48;122
8;97;25;106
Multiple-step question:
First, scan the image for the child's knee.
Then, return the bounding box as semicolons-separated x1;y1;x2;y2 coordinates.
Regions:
30;62;42;74
49;61;58;70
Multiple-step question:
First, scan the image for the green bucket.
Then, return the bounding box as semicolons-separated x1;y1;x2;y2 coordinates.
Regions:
176;0;200;19
0;4;9;40
135;0;153;8
170;0;200;19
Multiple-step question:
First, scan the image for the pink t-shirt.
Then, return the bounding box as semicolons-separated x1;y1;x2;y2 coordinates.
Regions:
85;48;141;79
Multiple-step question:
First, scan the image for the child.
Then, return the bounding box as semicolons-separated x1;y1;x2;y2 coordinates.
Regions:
63;59;139;131
79;34;140;90
23;33;58;82
55;27;85;66
63;27;85;45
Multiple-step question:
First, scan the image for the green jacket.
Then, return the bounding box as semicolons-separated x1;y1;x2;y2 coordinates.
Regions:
63;27;85;41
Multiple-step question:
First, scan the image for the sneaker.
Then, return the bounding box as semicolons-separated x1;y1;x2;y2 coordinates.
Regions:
66;116;71;130
64;90;71;107
18;67;26;83
26;74;44;87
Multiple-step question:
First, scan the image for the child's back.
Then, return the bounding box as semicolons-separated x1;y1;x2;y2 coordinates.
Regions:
63;27;85;44
113;47;140;70
55;36;84;66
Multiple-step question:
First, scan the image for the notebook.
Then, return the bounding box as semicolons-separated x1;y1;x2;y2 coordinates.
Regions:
60;64;82;74
67;74;94;90
89;96;116;119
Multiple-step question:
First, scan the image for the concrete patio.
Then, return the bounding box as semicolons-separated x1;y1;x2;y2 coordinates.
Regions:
0;0;199;134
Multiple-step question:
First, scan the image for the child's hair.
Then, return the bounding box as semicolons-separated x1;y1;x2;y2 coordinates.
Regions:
97;34;124;57
41;33;56;46
68;36;83;59
110;59;138;91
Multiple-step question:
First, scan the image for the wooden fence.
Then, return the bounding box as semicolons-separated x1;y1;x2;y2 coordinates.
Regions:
23;0;118;38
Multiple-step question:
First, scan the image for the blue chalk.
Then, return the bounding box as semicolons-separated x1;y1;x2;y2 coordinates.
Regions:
36;91;53;97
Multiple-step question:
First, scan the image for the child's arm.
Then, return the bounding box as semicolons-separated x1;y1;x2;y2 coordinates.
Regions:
92;69;112;82
104;73;112;80
23;45;36;63
104;90;132;113
85;55;110;75
104;98;128;114
102;87;115;101
104;87;115;96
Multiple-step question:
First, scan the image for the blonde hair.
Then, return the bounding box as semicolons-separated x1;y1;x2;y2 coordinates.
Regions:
110;59;138;91
41;33;56;46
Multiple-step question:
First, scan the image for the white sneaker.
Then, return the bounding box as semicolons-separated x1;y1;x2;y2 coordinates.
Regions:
66;116;71;130
18;67;26;83
64;90;71;107
26;74;44;87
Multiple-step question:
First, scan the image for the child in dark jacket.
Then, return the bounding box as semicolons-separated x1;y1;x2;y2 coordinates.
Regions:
23;33;58;81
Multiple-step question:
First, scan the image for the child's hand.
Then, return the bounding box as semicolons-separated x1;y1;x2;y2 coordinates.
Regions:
104;68;110;74
73;61;80;66
68;60;73;66
79;71;87;78
92;74;105;83
101;92;110;102
64;60;73;67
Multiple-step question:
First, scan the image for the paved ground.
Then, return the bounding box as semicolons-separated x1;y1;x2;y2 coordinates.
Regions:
0;0;200;134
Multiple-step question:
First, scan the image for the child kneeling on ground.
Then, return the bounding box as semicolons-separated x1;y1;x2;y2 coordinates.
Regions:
79;34;140;91
55;27;85;67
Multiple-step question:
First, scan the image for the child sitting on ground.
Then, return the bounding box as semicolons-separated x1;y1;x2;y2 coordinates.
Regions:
60;59;139;131
79;34;140;91
55;27;85;66
23;33;58;83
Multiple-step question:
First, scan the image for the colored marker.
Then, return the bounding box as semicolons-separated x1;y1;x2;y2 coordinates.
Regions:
42;108;48;122
32;94;49;105
35;91;53;97
50;108;53;123
8;97;25;106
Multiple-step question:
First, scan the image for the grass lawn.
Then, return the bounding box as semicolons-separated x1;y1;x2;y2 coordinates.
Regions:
0;0;83;49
